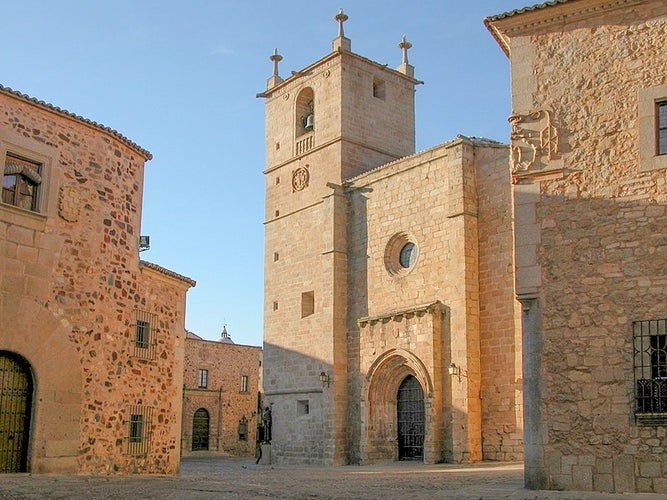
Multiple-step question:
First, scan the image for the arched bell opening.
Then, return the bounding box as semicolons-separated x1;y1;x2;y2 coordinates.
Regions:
0;351;34;473
295;87;315;137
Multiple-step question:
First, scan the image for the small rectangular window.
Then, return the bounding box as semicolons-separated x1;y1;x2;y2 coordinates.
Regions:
639;86;667;171
301;291;314;318
238;417;248;441
198;369;208;389
136;320;150;348
297;400;310;416
633;319;667;424
658;101;667;155
241;375;249;393
2;153;42;212
126;405;153;455
373;78;386;100
134;310;156;359
129;414;143;443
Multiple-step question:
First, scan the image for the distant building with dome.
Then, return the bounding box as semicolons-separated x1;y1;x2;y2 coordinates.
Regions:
181;326;262;456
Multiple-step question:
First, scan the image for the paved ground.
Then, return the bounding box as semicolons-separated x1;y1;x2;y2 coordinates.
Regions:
0;457;665;499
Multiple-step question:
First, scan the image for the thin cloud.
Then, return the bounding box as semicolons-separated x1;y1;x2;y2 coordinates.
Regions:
211;45;236;56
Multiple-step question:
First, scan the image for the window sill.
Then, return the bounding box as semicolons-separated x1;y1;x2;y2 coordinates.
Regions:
635;413;667;426
0;202;46;231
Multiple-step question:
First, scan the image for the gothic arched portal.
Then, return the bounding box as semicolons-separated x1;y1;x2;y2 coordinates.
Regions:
362;349;433;463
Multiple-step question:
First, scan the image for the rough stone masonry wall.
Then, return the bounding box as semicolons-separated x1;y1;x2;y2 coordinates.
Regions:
0;91;188;474
182;339;261;456
511;3;667;493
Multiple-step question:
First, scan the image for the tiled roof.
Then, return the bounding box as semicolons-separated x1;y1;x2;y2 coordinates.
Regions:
0;84;152;160
484;0;576;23
139;260;196;287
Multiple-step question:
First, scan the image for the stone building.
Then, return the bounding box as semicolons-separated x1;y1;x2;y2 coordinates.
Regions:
0;85;195;474
486;0;667;494
260;11;522;465
181;328;261;457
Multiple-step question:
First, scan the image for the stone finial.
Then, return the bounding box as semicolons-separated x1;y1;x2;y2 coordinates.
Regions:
335;8;348;37
270;48;282;77
332;8;351;52
397;35;414;78
267;48;284;89
398;35;412;64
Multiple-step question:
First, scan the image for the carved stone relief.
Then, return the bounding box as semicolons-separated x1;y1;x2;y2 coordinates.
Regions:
292;165;310;192
58;185;81;222
509;110;560;177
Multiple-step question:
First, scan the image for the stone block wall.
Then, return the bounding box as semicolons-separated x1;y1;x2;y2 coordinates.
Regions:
488;0;667;493
346;137;519;464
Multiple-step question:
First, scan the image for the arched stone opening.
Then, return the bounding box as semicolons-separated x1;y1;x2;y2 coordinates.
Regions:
295;87;314;137
361;349;434;463
0;351;34;473
191;408;210;451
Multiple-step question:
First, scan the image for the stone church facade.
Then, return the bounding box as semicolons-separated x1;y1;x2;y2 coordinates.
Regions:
261;12;522;466
487;0;667;494
0;85;195;474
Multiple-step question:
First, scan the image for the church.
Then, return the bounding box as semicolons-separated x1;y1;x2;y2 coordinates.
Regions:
262;0;667;494
260;10;522;466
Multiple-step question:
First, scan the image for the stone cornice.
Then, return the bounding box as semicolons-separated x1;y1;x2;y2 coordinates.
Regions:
257;48;422;100
484;0;644;57
357;301;446;328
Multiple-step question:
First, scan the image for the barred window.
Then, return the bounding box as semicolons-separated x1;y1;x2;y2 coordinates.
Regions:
198;369;208;389
633;319;667;424
2;153;42;212
126;405;152;455
241;375;248;393
658;101;667;155
133;310;156;359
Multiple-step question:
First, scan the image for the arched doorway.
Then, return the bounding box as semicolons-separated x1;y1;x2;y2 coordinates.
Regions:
192;408;210;451
397;375;424;461
0;351;33;472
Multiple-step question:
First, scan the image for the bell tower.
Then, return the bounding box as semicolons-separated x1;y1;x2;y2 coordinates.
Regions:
259;9;420;465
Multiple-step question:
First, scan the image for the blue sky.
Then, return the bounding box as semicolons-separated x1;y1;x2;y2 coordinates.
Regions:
2;0;527;346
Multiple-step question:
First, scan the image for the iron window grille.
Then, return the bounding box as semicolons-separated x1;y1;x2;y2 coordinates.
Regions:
198;369;208;389
126;405;153;456
133;309;157;360
633;319;667;425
